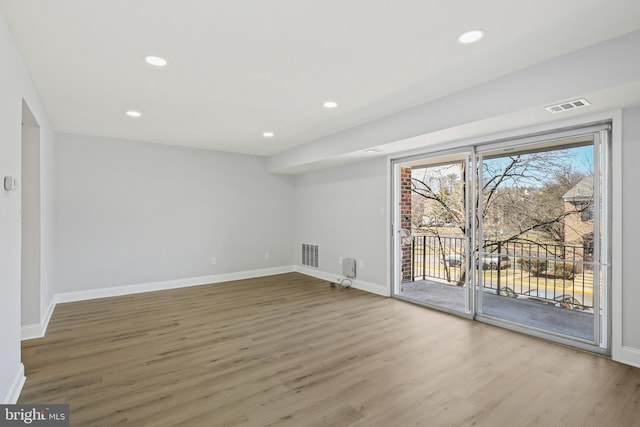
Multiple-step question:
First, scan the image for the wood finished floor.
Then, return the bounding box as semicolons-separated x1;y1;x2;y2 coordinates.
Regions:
20;273;640;426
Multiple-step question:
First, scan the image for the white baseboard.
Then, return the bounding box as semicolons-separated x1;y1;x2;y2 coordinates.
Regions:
20;324;43;341
620;346;640;368
2;363;25;404
295;265;390;297
55;265;296;304
21;299;56;341
41;298;55;335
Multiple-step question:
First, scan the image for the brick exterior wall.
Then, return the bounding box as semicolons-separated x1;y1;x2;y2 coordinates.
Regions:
401;167;412;281
563;200;594;261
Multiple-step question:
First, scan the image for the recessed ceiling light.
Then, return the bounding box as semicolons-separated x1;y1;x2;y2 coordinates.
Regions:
364;148;384;153
458;29;485;44
126;110;142;118
263;131;275;138
323;101;338;109
144;55;167;67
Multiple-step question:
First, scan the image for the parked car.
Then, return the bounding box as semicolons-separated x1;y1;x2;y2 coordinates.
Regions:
444;253;511;269
444;254;462;267
444;254;511;270
481;254;511;270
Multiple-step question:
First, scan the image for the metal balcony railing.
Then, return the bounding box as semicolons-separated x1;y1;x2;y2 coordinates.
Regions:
410;235;594;309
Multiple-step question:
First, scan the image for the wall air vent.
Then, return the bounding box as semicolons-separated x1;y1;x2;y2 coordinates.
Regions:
545;98;591;114
301;244;319;268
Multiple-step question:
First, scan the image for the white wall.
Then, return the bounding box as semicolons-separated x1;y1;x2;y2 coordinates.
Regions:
0;11;54;403
53;133;295;294
621;106;640;352
294;158;388;295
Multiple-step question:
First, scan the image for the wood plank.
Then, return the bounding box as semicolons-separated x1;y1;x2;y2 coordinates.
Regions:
19;273;640;426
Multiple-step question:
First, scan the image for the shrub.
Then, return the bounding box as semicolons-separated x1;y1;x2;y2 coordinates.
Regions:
517;258;547;276
553;262;581;280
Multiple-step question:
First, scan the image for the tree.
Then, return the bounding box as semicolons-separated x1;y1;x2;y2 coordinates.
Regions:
410;148;592;286
411;164;465;230
411;192;428;229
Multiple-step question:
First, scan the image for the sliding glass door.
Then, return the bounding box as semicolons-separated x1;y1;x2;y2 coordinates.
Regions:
392;124;610;353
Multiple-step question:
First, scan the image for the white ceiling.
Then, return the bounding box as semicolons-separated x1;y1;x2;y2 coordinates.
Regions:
1;0;640;157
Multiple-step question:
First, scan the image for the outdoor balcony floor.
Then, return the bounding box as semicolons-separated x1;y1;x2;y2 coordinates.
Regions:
398;279;595;341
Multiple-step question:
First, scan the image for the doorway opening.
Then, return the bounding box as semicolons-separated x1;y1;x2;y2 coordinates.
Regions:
394;153;472;317
21;100;41;332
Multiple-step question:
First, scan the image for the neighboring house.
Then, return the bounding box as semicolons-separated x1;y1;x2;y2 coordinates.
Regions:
562;176;594;261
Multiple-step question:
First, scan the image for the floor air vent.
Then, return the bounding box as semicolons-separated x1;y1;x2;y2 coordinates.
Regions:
301;244;319;268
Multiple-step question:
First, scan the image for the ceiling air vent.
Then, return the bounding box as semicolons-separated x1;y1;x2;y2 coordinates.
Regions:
545;98;591;114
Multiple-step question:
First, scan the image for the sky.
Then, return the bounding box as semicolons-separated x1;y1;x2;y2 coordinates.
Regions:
482;144;594;188
411;143;594;191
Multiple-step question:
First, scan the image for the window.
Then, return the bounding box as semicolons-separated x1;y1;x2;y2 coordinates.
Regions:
580;201;594;221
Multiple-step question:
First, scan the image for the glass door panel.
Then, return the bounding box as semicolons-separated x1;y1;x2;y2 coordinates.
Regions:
393;153;472;316
475;135;607;349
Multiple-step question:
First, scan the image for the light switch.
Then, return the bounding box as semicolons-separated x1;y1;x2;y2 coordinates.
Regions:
4;176;18;191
